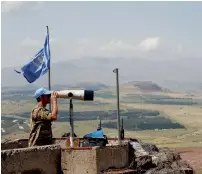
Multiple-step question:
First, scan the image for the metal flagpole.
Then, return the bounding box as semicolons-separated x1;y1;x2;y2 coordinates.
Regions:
113;68;121;145
46;26;51;111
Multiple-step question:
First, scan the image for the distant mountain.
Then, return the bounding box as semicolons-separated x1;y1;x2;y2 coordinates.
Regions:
2;57;202;89
1;82;108;94
122;81;171;93
157;80;202;94
69;82;108;91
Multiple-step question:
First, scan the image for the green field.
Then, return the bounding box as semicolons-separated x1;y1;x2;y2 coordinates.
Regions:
1;87;202;151
121;93;200;105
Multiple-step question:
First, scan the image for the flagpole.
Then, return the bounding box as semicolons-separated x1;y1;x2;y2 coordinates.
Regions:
113;68;121;145
46;26;51;111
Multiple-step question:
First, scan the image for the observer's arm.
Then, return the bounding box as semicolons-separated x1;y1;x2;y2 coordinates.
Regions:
51;91;58;121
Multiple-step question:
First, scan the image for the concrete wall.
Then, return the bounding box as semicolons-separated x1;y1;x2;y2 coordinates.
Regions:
1;138;130;174
1;138;74;150
61;145;129;174
1;145;61;174
96;145;129;173
62;147;97;174
1;138;133;150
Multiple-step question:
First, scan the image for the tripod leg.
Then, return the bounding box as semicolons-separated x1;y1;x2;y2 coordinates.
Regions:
69;99;74;147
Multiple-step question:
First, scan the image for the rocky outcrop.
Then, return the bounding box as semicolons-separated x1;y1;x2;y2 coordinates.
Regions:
128;139;195;174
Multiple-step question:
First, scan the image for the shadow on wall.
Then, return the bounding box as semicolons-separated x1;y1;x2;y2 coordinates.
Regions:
1;139;28;150
22;169;44;174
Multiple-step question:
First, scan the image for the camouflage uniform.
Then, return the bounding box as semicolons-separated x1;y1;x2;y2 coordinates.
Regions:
28;105;53;147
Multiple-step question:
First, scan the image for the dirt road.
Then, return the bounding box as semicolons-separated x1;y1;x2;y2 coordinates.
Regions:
174;148;202;173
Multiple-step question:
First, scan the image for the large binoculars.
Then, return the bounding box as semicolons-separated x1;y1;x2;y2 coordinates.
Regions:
56;90;94;101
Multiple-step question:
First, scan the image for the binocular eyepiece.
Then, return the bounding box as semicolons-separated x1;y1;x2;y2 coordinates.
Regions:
67;92;73;98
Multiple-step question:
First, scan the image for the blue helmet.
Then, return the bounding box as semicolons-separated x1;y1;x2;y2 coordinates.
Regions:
33;87;52;99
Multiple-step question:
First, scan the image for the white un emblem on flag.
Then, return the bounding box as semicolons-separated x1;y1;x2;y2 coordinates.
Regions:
32;54;44;68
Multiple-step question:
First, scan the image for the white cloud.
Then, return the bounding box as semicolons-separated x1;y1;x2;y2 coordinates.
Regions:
19;36;161;58
20;37;56;47
138;37;160;51
18;36;161;64
177;44;183;54
100;37;160;53
1;1;44;13
100;40;136;51
1;1;26;13
77;38;91;45
20;37;41;47
31;1;45;11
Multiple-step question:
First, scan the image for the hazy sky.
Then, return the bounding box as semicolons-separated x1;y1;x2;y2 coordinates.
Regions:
2;1;202;68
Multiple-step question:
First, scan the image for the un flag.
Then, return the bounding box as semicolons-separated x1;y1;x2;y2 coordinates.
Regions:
15;34;50;83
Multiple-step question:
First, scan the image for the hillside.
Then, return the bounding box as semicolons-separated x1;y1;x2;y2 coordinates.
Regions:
121;81;171;93
68;82;108;91
99;81;172;95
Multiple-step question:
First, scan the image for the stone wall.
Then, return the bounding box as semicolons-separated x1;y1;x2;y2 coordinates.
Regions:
1;145;61;174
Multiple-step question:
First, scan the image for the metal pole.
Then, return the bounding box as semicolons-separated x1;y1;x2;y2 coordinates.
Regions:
113;68;121;145
99;118;102;130
121;118;124;140
69;98;74;147
46;26;51;112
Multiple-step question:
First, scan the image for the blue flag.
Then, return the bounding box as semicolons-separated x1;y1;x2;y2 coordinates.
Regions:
15;34;50;83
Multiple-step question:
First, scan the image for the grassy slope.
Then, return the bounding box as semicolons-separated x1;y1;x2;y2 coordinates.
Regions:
95;90;202;147
2;89;202;149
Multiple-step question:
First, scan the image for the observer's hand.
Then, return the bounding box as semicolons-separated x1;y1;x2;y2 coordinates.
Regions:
51;91;58;121
51;91;58;100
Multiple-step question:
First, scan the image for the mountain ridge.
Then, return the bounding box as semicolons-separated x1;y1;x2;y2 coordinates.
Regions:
2;57;202;87
124;81;171;93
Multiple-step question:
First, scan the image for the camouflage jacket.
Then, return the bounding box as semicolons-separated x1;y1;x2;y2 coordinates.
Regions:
28;105;53;147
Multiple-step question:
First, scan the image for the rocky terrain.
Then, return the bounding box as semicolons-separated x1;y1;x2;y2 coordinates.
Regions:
104;139;195;174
